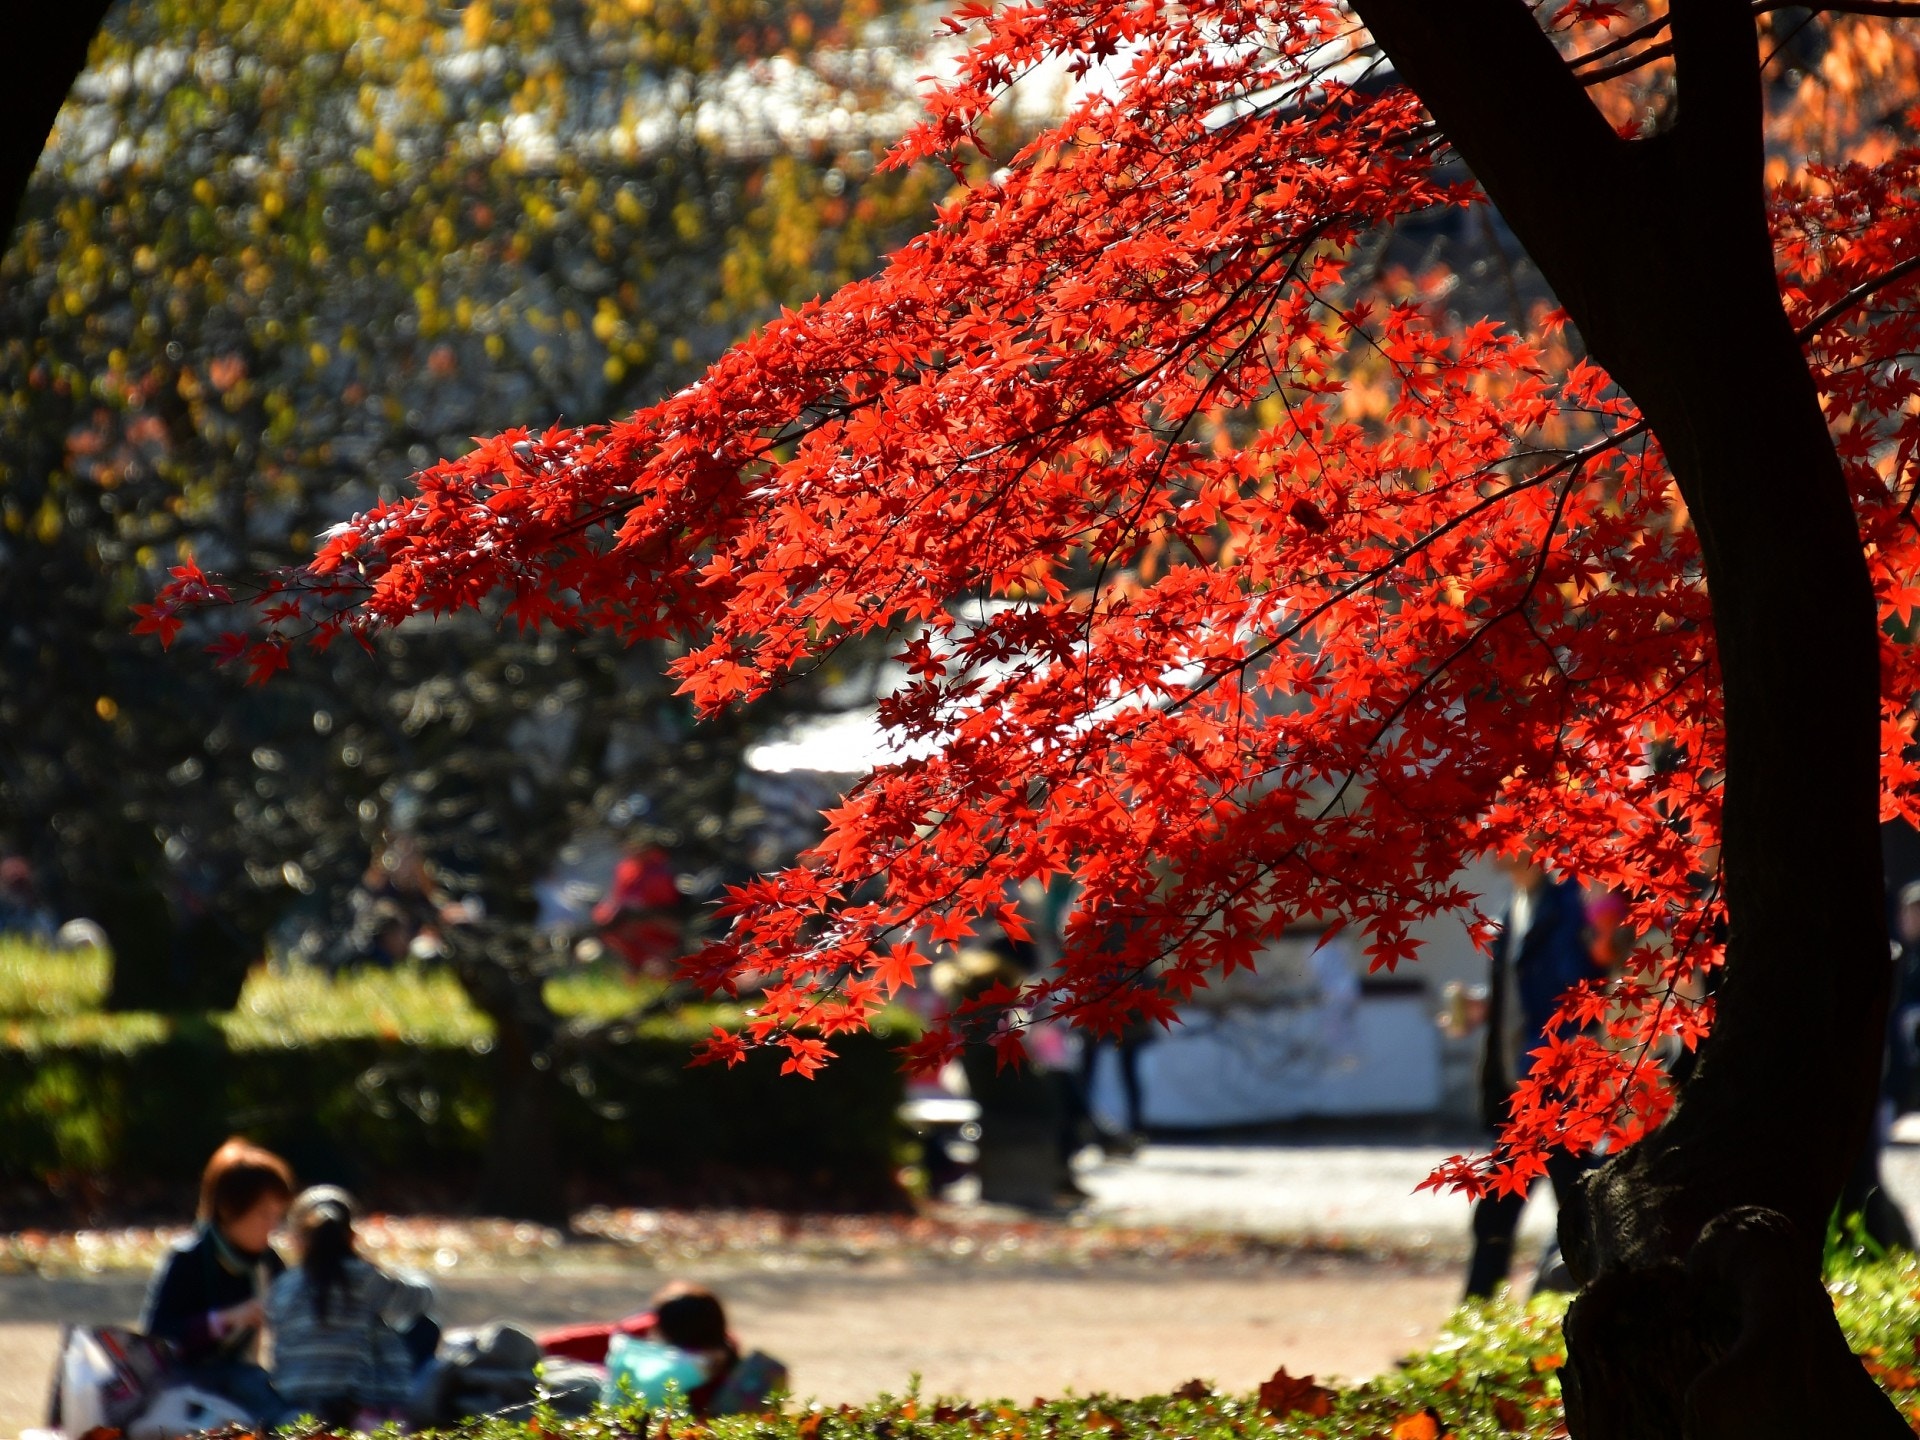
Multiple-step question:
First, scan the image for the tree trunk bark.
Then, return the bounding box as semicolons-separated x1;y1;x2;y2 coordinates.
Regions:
97;888;179;1011
461;956;570;1225
1345;3;1906;1434
1552;284;1908;1437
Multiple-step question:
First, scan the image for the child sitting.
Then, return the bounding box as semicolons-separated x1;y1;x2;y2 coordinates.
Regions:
541;1281;787;1415
266;1186;434;1425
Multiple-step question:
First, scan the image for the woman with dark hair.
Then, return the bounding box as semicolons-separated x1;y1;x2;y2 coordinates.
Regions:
139;1137;297;1426
266;1186;433;1425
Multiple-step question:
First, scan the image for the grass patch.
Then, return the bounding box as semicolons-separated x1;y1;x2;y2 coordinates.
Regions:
543;962;674;1021
230;964;490;1047
0;938;107;1017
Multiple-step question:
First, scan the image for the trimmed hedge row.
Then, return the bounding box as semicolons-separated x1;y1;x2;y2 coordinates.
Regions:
0;1009;912;1204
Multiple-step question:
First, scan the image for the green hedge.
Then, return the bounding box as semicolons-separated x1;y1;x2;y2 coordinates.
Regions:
0;1005;912;1204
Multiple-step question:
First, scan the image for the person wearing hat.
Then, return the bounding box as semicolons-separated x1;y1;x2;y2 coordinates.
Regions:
266;1185;436;1425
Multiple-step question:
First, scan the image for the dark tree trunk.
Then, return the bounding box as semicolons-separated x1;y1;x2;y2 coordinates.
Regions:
87;820;187;1013
460;955;570;1225
4;5;116;239
1348;2;1905;1435
84;818;255;1013
99;897;182;1011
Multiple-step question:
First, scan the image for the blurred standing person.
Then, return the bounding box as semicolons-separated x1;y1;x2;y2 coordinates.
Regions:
1070;902;1158;1153
594;843;684;976
1886;881;1920;1114
0;855;56;941
342;832;481;969
1464;851;1599;1300
1828;880;1920;1252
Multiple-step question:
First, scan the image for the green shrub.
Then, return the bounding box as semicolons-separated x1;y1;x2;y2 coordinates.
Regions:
0;942;687;1030
0;961;912;1201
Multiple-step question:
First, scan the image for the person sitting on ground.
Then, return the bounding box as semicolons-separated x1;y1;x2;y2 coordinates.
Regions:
539;1281;787;1416
139;1138;295;1427
267;1185;436;1426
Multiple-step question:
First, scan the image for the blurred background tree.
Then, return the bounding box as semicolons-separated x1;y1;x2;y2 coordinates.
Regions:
0;0;946;1210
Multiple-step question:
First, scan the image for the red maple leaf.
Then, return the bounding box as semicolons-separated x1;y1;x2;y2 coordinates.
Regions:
1257;1367;1333;1421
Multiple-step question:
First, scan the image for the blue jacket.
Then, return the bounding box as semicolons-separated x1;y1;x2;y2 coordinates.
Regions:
1481;877;1592;1128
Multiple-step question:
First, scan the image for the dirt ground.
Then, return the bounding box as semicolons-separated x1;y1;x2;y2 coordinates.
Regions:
0;1256;1462;1434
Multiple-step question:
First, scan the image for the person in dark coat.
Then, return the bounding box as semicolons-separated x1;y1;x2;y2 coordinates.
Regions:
1464;854;1598;1300
140;1138;296;1425
1885;880;1920;1114
1829;878;1920;1253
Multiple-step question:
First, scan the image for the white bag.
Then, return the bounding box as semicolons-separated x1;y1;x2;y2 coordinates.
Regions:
127;1386;254;1440
55;1329;114;1437
51;1324;174;1436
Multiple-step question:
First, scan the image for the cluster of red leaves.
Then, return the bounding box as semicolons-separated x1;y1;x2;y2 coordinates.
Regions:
143;4;1920;1193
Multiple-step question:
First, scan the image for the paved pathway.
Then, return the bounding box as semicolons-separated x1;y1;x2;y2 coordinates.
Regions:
1079;1129;1920;1249
1075;1135;1554;1252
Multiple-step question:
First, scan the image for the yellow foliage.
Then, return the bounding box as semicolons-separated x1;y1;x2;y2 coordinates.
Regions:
33;497;62;545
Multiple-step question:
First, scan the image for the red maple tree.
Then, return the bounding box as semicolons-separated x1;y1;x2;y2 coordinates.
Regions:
147;3;1920;1431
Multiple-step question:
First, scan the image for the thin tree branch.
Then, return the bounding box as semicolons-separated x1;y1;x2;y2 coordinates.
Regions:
1795;252;1920;339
